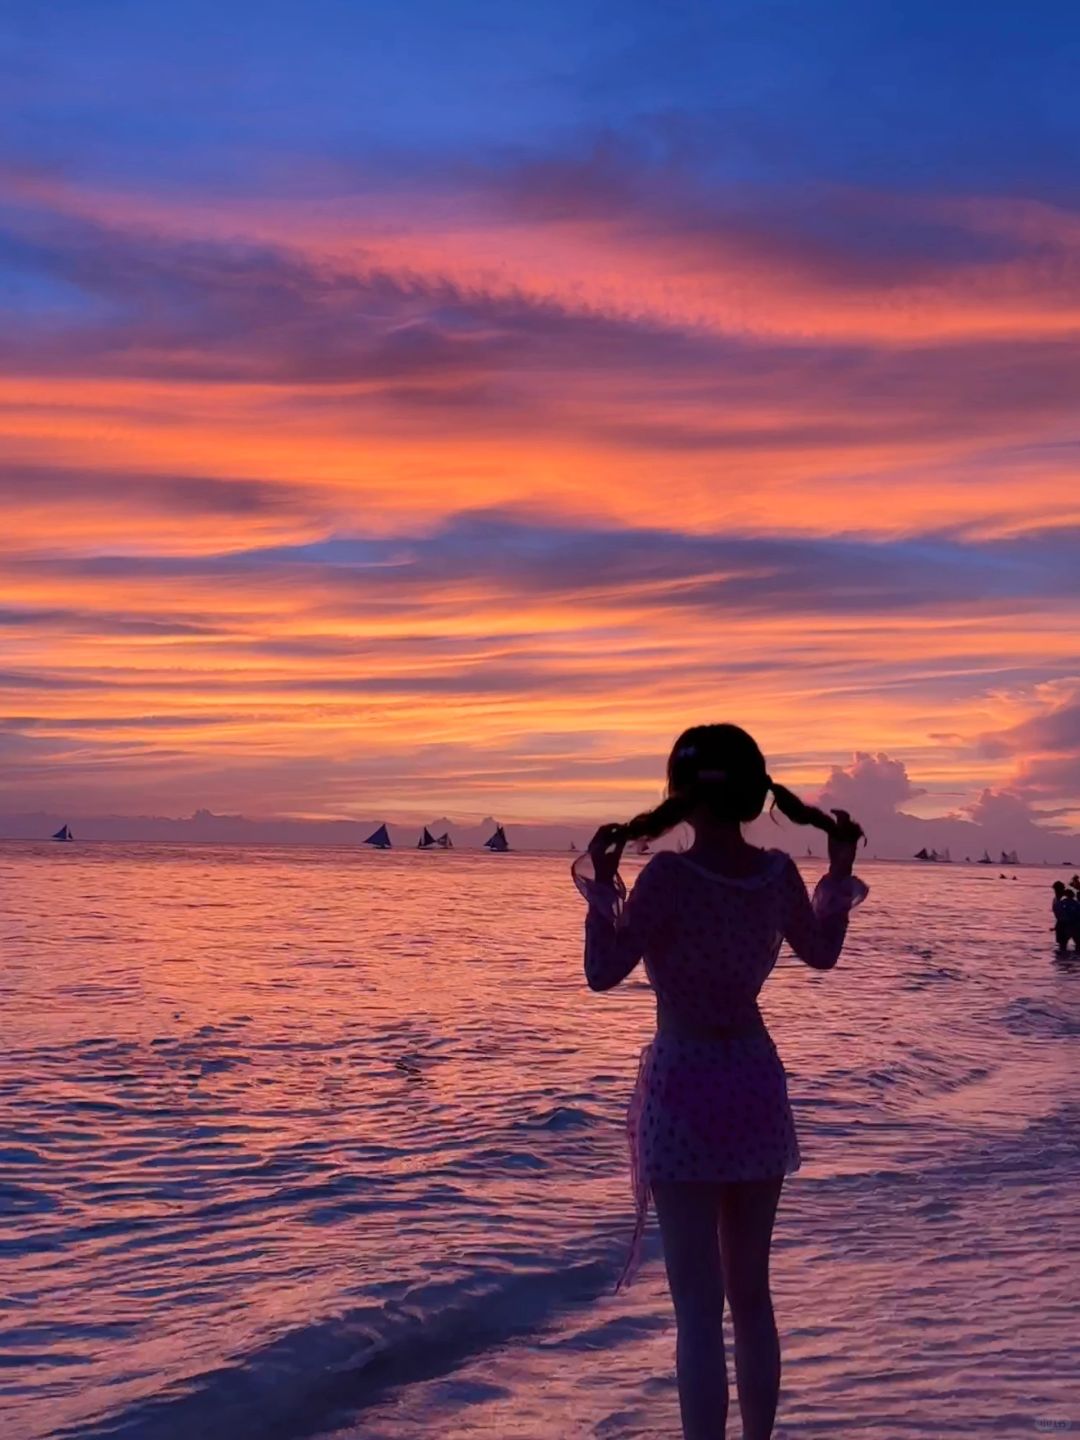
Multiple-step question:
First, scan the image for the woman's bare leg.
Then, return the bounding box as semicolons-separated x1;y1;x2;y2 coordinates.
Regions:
718;1177;784;1440
653;1181;728;1440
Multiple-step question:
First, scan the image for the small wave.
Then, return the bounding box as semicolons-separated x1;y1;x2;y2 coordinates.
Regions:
912;1197;954;1219
899;964;965;991
510;1104;598;1132
1001;996;1080;1040
810;1096;1079;1195
454;1146;550;1172
855;1044;998;1110
51;1243;624;1440
0;1181;59;1215
0;1145;46;1165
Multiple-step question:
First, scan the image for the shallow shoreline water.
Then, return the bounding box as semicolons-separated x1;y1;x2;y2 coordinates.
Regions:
1;845;1076;1438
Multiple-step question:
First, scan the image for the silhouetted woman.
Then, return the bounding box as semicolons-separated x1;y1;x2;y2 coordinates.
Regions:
573;724;867;1440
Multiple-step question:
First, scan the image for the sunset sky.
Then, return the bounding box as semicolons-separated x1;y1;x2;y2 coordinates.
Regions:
2;1;1078;838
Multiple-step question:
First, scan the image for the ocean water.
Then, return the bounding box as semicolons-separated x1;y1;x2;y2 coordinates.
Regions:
1;844;1076;1440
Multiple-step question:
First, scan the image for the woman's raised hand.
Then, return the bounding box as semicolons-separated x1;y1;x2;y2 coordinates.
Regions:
588;823;627;887
827;808;863;877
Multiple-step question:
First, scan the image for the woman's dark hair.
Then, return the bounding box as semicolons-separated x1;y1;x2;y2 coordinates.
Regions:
618;723;861;844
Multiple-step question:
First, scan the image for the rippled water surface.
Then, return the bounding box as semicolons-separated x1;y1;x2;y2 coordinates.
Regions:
1;844;1076;1438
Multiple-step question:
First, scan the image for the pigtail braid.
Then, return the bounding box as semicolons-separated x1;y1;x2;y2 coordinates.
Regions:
621;792;694;843
769;779;864;843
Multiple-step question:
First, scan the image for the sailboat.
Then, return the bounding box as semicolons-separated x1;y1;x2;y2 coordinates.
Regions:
1001;849;1019;866
364;824;392;849
914;847;931;861
978;850;992;864
483;824;509;852
435;832;453;849
417;827;437;849
52;824;73;842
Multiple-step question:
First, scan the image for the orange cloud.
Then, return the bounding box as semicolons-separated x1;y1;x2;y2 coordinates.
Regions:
1;163;1078;826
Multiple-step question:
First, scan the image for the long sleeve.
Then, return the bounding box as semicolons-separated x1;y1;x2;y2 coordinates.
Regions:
572;854;668;992
779;855;867;971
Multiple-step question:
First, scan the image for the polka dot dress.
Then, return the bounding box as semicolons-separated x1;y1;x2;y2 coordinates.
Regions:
637;1027;799;1185
573;846;867;1285
633;851;800;1185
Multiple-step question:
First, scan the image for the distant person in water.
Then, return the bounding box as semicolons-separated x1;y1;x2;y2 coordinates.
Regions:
572;723;867;1440
1052;883;1069;949
1066;891;1080;948
1053;885;1080;951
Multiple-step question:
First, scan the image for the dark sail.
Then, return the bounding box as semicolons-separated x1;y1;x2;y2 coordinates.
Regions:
483;825;509;852
435;832;453;848
417;827;436;848
364;824;392;849
52;824;73;842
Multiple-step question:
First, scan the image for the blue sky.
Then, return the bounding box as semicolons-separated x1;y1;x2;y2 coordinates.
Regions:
5;0;1080;194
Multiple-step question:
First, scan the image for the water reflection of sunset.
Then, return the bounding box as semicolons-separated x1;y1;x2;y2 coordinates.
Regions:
3;847;1075;1436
